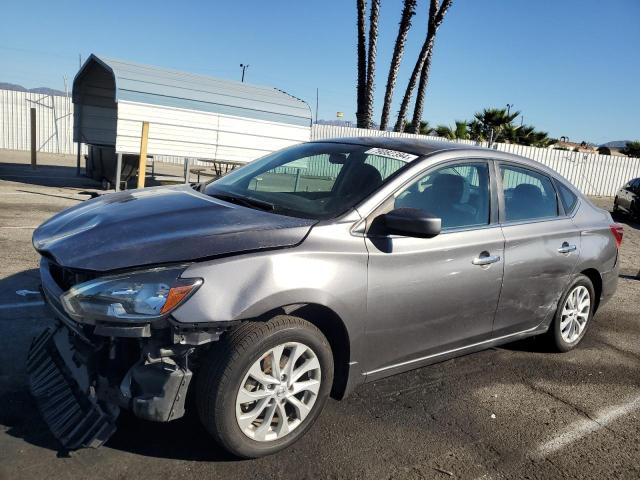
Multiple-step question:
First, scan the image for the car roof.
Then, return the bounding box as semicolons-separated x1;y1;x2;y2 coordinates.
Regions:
310;136;479;157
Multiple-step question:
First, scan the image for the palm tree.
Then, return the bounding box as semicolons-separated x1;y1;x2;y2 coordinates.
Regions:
379;0;417;131
394;0;454;133
363;0;380;129
436;120;469;140
467;119;485;142
495;122;552;147
403;120;431;135
356;0;368;128
410;0;454;134
472;108;520;145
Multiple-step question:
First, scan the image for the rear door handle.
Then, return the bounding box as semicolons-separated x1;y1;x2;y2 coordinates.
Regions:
472;254;501;266
558;243;577;254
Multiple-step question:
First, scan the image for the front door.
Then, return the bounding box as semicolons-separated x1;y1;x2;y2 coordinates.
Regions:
364;161;504;377
492;163;580;335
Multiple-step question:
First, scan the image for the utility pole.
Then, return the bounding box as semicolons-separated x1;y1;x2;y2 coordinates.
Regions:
315;88;319;124
79;54;82;69
240;64;249;82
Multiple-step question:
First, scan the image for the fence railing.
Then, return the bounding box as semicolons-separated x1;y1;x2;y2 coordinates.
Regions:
310;124;640;197
1;88;638;196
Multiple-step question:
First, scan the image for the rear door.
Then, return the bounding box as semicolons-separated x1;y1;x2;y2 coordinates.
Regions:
492;163;580;336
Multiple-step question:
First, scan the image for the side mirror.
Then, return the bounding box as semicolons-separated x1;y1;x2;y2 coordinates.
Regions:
383;208;441;238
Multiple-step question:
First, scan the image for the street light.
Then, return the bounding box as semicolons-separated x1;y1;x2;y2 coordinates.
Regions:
240;64;249;82
506;103;513;116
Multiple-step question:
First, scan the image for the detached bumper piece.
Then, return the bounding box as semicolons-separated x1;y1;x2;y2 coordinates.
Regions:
27;328;118;450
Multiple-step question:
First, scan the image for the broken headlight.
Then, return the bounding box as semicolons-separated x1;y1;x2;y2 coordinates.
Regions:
60;265;202;323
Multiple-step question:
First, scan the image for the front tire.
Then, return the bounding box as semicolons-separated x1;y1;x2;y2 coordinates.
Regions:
196;315;333;458
547;274;595;352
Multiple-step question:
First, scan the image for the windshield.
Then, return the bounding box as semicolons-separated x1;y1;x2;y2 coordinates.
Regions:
203;143;415;219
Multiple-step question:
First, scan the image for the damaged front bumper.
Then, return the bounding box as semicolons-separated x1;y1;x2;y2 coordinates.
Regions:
27;322;197;450
27;327;118;449
27;259;232;450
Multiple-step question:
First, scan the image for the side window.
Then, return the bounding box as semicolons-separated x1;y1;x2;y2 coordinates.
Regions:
633;179;640;194
557;182;578;213
394;162;490;229
500;165;558;222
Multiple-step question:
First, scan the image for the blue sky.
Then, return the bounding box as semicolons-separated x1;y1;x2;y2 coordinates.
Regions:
1;0;638;144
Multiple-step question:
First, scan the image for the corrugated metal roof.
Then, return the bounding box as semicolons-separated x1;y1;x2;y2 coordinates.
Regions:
75;54;311;127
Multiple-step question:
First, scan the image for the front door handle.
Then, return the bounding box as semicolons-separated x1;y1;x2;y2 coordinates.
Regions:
558;242;577;254
472;254;501;266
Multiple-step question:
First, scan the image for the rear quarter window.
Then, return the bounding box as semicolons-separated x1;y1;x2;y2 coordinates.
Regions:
557;182;578;213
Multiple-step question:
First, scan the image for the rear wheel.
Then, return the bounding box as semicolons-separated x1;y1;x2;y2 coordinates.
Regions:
547;274;595;352
196;315;333;458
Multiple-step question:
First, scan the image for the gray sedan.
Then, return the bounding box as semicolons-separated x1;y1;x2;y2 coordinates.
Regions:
29;138;622;458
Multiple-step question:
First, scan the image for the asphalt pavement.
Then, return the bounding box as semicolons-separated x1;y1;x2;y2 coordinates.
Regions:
1;151;639;479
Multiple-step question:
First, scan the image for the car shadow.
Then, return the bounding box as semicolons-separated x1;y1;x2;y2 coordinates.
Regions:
0;162;173;191
0;162;101;189
611;210;639;231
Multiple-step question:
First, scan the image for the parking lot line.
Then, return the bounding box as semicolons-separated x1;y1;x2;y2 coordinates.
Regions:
0;300;45;310
536;394;640;458
0;226;39;229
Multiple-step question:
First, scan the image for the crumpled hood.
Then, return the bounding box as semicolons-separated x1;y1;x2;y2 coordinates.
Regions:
32;185;315;272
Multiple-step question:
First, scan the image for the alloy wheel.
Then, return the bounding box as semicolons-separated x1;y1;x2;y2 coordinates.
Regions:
560;285;591;343
235;341;321;442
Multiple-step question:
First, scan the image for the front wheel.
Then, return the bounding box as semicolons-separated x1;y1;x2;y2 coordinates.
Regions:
196;315;333;458
547;274;595;352
612;198;619;213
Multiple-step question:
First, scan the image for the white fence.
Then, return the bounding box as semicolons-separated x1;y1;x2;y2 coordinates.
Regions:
2;88;639;196
0;88;82;155
311;124;640;197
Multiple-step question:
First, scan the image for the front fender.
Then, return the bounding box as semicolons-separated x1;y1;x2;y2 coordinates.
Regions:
172;221;369;361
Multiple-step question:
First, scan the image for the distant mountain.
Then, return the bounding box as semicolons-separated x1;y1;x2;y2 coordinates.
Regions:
599;140;632;148
0;82;66;96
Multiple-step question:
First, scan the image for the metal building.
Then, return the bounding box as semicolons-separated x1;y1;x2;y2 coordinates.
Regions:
72;54;312;167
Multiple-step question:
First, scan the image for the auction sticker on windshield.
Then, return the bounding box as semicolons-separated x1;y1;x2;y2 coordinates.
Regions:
365;148;419;162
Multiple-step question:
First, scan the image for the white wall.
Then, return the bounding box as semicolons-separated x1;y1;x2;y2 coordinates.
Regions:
115;100;310;162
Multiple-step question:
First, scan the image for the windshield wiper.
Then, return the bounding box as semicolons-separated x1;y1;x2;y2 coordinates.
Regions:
211;193;275;212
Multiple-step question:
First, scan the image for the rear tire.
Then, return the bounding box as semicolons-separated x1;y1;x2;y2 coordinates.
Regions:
196;315;333;458
547;274;595;352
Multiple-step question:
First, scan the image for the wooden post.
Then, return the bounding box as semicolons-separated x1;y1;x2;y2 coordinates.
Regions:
30;108;37;169
137;122;150;189
115;153;123;192
184;158;191;183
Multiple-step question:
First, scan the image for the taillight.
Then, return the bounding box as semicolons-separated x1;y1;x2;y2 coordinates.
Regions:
610;224;623;248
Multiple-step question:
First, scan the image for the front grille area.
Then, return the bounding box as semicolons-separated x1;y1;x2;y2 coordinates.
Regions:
27;328;118;450
48;262;97;292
